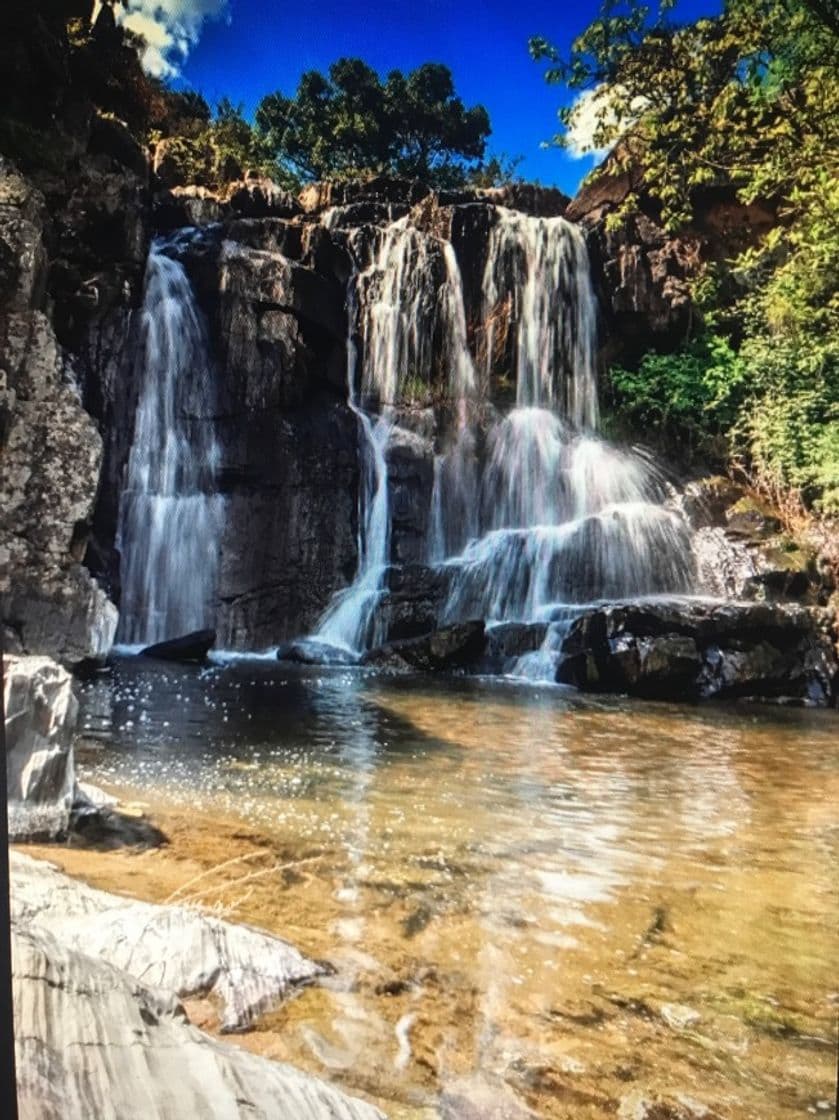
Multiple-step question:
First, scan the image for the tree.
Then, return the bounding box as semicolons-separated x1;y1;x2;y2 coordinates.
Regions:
384;63;490;183
530;0;839;228
532;1;839;511
255;59;491;186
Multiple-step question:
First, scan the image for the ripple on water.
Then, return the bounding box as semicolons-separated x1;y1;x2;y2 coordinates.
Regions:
74;655;839;1120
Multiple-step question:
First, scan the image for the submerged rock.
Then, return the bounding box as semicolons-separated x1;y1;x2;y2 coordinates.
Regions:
140;629;215;663
558;599;838;705
11;851;325;1033
13;923;384;1120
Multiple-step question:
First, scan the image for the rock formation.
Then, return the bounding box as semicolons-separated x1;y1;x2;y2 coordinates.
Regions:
12;921;384;1120
11;851;326;1033
4;655;77;840
0;164;118;663
557;600;838;705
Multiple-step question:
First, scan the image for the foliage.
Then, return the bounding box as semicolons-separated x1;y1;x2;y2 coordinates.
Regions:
530;0;839;230
255;59;492;186
611;334;746;445
535;0;839;512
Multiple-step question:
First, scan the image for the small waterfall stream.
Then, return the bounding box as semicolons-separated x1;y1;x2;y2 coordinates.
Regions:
116;237;223;646
315;219;480;653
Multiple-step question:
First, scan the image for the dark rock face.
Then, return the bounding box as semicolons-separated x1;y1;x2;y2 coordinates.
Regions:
0;165;118;664
386;427;435;564
214;402;359;649
378;563;451;642
140;629;215;663
558;600;838;706
568;152;776;365
364;619;486;671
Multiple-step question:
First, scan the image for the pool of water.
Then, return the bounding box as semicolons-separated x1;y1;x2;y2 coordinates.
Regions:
75;657;839;1118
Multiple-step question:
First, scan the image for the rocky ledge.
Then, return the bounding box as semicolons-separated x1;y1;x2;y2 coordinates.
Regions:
556;599;838;705
354;573;839;707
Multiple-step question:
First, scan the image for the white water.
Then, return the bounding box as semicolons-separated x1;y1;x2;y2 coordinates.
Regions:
117;239;223;645
438;210;695;667
315;220;480;654
316;205;696;669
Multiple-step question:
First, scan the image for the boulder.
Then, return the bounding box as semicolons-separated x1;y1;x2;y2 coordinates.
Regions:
4;656;77;841
12;922;384;1120
378;563;450;642
140;628;215;663
364;619;486;672
557;599;838;705
11;851;326;1033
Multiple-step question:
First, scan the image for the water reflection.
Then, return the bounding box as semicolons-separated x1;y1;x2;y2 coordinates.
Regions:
75;659;839;1119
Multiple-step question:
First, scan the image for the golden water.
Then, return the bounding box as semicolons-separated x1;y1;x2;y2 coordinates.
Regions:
74;660;839;1118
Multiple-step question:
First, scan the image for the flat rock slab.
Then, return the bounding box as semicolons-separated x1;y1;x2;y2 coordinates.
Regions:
11;851;324;1032
13;924;385;1120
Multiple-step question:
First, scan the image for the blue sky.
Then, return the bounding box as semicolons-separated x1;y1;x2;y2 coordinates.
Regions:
135;0;720;196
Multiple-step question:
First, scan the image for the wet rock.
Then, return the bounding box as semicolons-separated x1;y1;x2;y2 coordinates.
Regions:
4;656;77;841
486;622;549;660
13;923;384;1120
558;599;838;705
364;619;486;671
379;563;450;641
140;628;215;663
386;425;434;564
277;639;358;665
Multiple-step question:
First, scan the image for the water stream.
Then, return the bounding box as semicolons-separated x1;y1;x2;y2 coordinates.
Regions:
116;237;223;645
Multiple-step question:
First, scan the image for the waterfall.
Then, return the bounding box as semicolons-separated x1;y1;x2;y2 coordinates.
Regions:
314;204;695;666
116;237;223;646
314;219;479;655
314;274;391;654
437;209;695;662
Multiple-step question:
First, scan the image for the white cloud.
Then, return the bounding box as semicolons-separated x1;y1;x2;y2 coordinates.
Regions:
564;84;650;161
117;1;229;78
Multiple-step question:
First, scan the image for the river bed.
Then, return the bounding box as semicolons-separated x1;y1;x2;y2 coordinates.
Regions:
47;656;839;1118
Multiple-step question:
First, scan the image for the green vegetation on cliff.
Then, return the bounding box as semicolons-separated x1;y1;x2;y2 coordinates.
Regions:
535;0;839;512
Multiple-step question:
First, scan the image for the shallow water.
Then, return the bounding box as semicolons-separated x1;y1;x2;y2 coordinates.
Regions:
76;658;839;1118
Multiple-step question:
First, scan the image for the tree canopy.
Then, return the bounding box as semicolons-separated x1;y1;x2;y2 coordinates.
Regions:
255;59;491;187
533;1;839;513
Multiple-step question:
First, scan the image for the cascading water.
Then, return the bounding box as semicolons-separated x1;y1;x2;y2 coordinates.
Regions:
315;219;479;654
432;209;696;677
116;236;224;646
316;204;695;672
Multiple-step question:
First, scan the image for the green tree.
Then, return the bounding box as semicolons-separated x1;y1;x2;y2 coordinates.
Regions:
255;59;491;186
533;1;839;511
